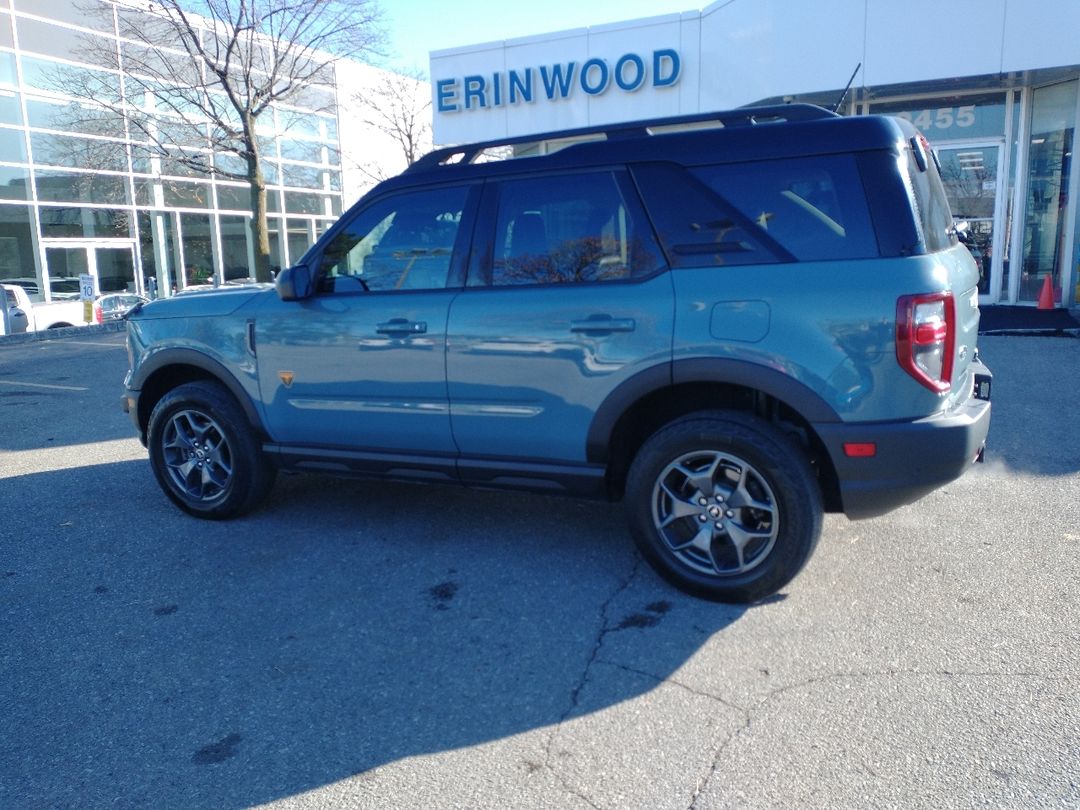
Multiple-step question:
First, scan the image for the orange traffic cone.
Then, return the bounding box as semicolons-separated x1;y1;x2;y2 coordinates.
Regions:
1037;274;1055;310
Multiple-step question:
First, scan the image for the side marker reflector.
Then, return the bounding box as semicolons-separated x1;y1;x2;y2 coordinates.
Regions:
844;442;877;458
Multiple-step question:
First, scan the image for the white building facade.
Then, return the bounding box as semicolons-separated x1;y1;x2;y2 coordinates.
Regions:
431;0;1080;308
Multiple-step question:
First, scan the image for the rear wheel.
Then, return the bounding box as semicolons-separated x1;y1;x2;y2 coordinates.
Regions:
147;380;275;519
625;411;822;603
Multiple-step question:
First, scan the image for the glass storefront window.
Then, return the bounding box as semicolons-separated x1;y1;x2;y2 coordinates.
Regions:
0;165;28;199
35;169;129;205
19;55;121;103
0;203;35;295
0;51;16;86
179;213;212;285
96;247;136;294
38;206;131;239
0;12;12;50
162;179;210;209
39;1;115;32
267;216;283;273
219;214;252;280
286;217;311;265
284;191;323;215
0;88;20;125
215;183;250;212
43;246;87;299
17;18;115;68
26;97;127;139
0;125;27;163
281;162;323;189
1018;80;1077;304
279;137;323;164
30;131;128;172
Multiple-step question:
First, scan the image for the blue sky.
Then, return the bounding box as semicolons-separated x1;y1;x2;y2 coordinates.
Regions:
381;0;700;73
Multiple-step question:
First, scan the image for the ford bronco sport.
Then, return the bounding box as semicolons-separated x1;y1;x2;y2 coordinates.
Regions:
122;104;992;602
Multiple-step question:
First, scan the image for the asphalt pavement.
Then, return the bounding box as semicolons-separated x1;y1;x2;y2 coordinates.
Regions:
0;331;1077;809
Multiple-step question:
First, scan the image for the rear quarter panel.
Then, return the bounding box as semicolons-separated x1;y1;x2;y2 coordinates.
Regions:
671;248;979;423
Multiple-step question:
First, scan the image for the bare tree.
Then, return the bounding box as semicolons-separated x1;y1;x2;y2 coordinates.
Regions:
62;0;383;282
354;67;432;183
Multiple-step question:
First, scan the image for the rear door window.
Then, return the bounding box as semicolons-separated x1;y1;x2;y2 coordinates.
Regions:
692;155;879;262
483;170;663;286
635;156;880;267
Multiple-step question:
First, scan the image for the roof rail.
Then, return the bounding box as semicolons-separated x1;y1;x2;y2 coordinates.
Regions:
409;103;838;172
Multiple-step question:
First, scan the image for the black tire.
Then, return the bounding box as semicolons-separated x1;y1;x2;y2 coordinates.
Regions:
147;380;276;519
625;411;822;603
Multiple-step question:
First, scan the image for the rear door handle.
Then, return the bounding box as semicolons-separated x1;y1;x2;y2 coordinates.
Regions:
376;319;427;335
569;315;636;334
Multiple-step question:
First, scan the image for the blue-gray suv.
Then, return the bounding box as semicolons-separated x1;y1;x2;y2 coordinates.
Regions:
122;105;992;602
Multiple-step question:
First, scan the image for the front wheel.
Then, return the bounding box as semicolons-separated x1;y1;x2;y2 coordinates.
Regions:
147;380;275;519
625;412;822;603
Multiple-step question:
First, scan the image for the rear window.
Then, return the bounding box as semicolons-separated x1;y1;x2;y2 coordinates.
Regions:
903;141;958;253
633;155;879;267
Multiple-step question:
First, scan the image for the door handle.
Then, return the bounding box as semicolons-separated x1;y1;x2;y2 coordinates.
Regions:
376;319;427;335
569;315;636;334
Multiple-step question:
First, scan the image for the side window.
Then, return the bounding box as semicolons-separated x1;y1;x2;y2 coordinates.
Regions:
317;185;469;292
693;155;879;262
488;171;662;286
635;156;880;266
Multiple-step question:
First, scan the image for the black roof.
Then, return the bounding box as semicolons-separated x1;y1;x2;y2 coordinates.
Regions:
370;104;914;197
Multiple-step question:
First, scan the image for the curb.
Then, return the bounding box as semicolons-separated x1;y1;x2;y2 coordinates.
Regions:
0;321;126;346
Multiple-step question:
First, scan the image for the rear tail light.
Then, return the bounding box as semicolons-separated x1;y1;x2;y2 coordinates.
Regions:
94;304;103;324
896;292;955;392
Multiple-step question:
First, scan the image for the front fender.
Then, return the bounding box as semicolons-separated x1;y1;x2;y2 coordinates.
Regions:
126;346;265;439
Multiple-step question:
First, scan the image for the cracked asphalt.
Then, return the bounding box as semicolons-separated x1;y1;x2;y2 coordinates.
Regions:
1;333;1077;809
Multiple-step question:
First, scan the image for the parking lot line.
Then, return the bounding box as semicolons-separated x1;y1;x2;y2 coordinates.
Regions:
0;380;88;391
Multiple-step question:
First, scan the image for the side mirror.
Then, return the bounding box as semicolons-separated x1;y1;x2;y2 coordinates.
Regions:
276;263;313;301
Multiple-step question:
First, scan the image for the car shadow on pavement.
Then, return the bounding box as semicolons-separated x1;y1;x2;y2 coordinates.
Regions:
1;460;749;808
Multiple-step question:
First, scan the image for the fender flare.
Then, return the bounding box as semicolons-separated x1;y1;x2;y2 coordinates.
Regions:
586;358;841;463
131;347;265;432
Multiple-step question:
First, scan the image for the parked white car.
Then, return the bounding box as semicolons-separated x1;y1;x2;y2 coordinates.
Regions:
1;283;90;332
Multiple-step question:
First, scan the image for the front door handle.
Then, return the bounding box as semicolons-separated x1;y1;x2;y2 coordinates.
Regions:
376;318;427;335
569;315;636;334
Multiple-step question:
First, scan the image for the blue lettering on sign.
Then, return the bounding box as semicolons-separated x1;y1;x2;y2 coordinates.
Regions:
581;58;609;95
463;75;487;109
509;69;532;104
436;78;458;113
653;48;680;87
434;48;681;114
615;53;645;91
539;63;576;100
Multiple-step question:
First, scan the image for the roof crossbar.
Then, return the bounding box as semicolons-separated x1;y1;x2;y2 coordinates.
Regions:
410;103;838;171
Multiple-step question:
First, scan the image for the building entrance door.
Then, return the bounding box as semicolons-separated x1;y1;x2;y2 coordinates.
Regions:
935;142;1007;304
42;243;137;301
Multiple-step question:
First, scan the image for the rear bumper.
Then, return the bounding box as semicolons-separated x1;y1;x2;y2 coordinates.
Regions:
816;360;992;519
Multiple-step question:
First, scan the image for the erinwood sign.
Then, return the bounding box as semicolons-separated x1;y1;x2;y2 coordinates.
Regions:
435;48;682;113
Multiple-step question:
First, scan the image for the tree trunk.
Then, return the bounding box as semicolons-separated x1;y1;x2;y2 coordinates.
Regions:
245;134;272;283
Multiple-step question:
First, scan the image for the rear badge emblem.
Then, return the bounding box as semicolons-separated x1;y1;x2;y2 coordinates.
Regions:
279;371;295;387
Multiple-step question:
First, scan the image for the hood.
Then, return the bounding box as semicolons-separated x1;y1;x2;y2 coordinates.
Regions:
131;284;274;320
